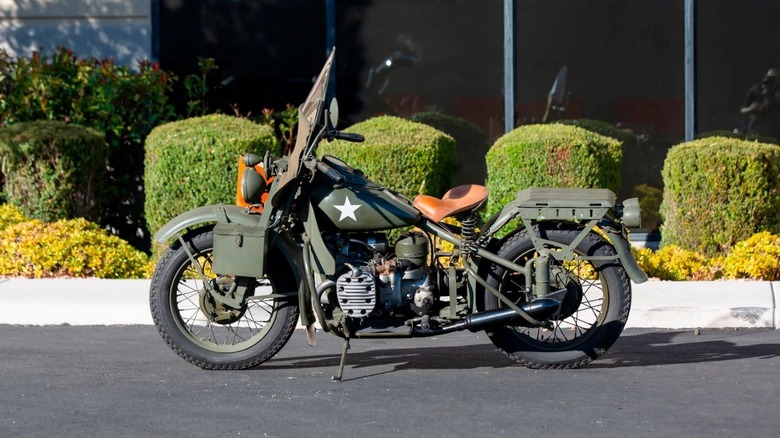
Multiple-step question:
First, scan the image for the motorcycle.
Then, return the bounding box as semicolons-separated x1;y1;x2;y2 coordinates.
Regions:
149;49;647;380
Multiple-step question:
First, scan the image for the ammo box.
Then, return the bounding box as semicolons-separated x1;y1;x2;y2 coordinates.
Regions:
212;222;266;278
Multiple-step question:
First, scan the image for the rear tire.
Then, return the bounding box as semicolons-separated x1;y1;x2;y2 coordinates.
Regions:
483;226;631;369
150;229;299;369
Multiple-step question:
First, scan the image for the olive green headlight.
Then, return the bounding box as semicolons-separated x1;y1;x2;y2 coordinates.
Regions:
619;197;641;228
241;168;266;205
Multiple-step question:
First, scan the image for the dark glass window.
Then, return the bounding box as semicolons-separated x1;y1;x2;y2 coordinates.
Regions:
159;0;326;115
515;0;685;231
696;0;780;141
336;0;504;185
336;0;503;126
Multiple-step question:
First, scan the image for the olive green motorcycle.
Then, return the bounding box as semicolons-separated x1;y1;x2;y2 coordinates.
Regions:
149;50;647;380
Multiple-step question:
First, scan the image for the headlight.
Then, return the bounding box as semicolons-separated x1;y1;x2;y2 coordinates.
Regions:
235;154;270;208
241;168;267;205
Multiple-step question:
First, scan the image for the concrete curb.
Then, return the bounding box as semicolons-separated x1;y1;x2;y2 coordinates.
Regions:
0;278;777;329
628;280;776;329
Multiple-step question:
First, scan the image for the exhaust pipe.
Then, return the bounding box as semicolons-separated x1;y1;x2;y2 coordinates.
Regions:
413;298;560;337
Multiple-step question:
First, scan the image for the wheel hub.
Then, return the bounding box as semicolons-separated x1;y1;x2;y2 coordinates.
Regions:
550;266;583;320
199;278;247;324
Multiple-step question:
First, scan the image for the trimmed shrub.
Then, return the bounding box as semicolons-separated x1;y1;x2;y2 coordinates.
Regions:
0;203;28;232
660;136;780;256
484;123;622;218
144;114;278;233
318;116;457;197
0;218;153;278
410;111;489;186
0;121;105;222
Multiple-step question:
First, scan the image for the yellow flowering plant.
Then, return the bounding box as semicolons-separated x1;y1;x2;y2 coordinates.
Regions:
0;217;153;278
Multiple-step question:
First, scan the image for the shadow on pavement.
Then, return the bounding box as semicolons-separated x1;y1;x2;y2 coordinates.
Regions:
264;329;780;377
591;329;780;368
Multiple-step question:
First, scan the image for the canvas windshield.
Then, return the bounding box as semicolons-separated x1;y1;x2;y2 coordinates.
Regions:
273;50;335;200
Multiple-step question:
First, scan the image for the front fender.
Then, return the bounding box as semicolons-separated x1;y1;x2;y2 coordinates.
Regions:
154;204;315;326
153;204;262;243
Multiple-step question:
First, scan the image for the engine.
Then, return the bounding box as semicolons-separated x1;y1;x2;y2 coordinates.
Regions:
328;231;434;319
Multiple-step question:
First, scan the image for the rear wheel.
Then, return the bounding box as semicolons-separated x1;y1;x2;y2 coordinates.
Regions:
483;226;631;369
150;229;299;369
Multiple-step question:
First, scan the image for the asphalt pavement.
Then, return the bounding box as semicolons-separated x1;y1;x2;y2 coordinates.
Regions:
1;325;778;437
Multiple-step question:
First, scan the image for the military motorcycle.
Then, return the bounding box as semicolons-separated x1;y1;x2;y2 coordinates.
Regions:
149;50;647;380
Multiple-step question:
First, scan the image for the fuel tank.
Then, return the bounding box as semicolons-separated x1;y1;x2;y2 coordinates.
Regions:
311;155;422;231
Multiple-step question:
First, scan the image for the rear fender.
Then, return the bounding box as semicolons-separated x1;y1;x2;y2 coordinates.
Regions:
479;188;648;284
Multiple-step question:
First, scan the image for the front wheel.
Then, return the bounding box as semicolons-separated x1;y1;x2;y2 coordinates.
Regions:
483;226;631;369
150;229;299;369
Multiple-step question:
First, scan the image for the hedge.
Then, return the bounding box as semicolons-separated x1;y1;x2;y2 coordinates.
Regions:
144;114;278;234
410;111;489;186
0;120;106;222
318;116;457;198
484;123;622;218
660;136;780;256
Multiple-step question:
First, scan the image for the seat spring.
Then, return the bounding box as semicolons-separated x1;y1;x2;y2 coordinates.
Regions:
461;213;477;249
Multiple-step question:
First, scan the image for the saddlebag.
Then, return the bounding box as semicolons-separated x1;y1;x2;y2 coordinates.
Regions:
212;222;266;278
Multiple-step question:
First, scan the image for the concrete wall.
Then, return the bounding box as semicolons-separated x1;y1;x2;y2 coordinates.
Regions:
0;0;152;66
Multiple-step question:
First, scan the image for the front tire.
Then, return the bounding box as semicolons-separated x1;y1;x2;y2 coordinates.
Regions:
483;226;631;369
150;229;299;369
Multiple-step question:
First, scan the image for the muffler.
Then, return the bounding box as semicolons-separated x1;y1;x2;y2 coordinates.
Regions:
413;298;560;337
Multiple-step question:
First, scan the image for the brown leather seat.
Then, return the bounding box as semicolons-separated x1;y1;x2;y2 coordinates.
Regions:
413;184;489;223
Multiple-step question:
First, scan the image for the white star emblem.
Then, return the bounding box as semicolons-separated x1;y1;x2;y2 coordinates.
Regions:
334;196;361;221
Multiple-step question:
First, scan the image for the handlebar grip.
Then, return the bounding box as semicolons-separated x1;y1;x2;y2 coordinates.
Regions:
316;161;346;184
334;132;365;143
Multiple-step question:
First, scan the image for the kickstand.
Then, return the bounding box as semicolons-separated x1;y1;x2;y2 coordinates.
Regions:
332;337;351;382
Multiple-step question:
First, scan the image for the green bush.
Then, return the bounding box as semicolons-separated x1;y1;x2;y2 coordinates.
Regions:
484;123;622;218
144;114;278;233
0;217;153;278
319;116;457;197
0;47;175;249
660;136;780;256
410;111;489;186
0;121;105;222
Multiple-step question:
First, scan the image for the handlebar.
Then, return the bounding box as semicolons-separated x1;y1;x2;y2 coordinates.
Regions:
326;130;365;143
